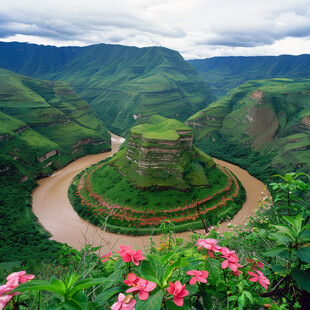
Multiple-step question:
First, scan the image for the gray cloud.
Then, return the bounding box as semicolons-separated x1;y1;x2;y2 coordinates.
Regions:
0;0;310;58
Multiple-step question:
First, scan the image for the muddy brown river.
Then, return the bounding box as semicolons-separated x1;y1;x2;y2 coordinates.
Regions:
32;133;270;255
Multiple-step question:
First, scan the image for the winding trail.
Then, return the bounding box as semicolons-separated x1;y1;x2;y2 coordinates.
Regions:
32;133;270;255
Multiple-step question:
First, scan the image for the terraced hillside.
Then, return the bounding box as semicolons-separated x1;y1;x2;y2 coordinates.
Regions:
0;42;216;135
0;68;111;179
186;78;310;177
70;116;244;235
189;54;310;97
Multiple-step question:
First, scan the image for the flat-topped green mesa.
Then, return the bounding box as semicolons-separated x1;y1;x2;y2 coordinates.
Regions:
130;115;191;141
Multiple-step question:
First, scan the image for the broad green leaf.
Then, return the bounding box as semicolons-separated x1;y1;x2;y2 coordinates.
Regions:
160;252;175;268
186;284;198;296
264;245;289;257
270;232;291;245
292;269;310;293
95;286;123;305
273;225;295;241
11;279;66;296
296;247;310;264
140;256;164;284
68;277;113;298
50;276;66;294
135;290;163;310
163;257;188;282
243;291;253;304
228;295;238;302
271;265;289;276
64;274;80;291
87;302;103;310
238;293;245;310
284;214;302;232
299;229;310;240
204;258;221;283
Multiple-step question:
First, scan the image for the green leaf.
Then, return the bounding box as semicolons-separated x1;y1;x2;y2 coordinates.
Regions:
299;229;310;240
95;287;123;305
11;279;66;296
273;225;296;241
270;232;291;245
140;256;164;284
296;247;310;264
135;290;163;310
68;277;112;298
271;265;289;276
163;257;188;282
50;276;66;294
204;258;221;283
292;269;310;293
243;291;253;304
238;293;245;310
264;245;289;257
160;252;175;268
57;291;87;310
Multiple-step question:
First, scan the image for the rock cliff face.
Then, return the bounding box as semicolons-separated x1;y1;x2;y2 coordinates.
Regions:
126;129;193;179
110;115;214;191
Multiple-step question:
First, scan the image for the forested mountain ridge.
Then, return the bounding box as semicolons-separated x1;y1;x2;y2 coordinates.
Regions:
0;42;216;135
187;78;310;179
188;54;310;97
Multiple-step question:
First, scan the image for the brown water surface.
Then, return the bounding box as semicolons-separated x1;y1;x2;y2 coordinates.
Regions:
32;134;270;254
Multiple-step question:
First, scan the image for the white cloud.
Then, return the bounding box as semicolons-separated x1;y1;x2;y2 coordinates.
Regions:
0;0;310;58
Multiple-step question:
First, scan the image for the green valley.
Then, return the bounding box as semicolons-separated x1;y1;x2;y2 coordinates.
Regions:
0;42;216;135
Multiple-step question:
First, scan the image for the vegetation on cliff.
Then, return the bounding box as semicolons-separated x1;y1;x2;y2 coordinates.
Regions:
187;78;310;180
0;69;111;262
69;116;245;235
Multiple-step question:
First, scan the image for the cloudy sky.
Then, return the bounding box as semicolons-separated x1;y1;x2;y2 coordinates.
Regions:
1;0;310;59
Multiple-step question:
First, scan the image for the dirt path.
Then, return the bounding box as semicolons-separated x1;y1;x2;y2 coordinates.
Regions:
32;134;270;255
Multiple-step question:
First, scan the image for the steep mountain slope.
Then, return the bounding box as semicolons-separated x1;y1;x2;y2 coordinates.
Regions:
188;54;310;97
0;68;110;179
0;42;216;134
186;78;310;177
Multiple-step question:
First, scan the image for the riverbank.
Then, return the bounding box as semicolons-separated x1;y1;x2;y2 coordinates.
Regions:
32;133;270;255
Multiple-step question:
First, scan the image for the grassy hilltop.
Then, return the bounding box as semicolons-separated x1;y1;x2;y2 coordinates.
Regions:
69;116;245;235
0;42;216;135
187;78;310;178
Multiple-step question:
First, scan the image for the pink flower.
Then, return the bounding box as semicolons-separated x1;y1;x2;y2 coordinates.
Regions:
167;281;189;307
220;247;242;272
101;251;112;262
6;271;35;287
246;258;264;271
186;270;209;285
196;239;221;258
126;278;156;300
111;293;136;310
0;295;13;309
119;249;145;266
248;271;270;290
123;273;140;287
116;245;132;256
